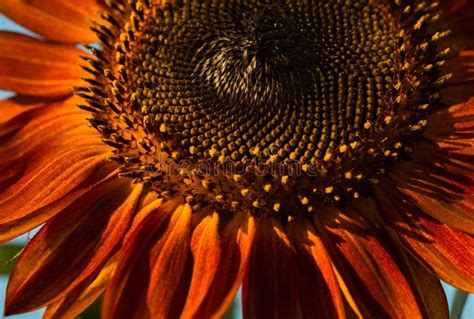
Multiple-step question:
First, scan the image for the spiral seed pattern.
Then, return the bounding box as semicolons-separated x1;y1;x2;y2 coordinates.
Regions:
135;1;401;163
78;0;450;218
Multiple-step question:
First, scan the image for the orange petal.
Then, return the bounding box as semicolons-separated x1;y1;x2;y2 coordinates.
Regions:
0;97;80;141
102;199;182;319
375;185;474;292
0;100;95;172
392;237;449;319
441;1;474;50
0;143;114;243
0;95;52;124
394;246;449;319
390;148;474;235
43;260;117;319
242;217;300;319
442;51;474;87
0;97;113;242
388;100;474;234
0;32;86;97
180;212;221;318
194;211;256;319
146;204;193;318
0;0;100;43
439;0;474;83
441;78;474;106
424;98;474;149
286;218;345;319
4;179;140;315
450;0;468;12
403;220;474;292
313;208;425;319
352;195;450;318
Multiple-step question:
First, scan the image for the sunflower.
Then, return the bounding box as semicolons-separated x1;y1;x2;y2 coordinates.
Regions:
0;0;473;318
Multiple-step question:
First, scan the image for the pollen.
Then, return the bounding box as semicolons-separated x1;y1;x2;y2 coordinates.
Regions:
300;197;310;205
79;0;451;218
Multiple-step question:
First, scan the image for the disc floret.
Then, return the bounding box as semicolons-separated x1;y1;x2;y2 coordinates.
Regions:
77;0;452;219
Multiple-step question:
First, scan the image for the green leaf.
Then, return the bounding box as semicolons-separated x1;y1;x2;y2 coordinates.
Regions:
0;244;24;274
77;295;102;319
450;289;469;319
223;299;239;319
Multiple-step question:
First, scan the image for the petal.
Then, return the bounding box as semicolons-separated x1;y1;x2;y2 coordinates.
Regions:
351;196;450;318
447;0;468;12
405;221;474;292
390;160;474;235
0;98;89;169
313;208;426;319
424;98;474;149
0;32;86;97
43;260;117;319
443;51;474;86
375;185;474;292
441;78;474;106
0;0;100;43
102;199;182;319
442;1;474;50
0;95;51;124
394;246;449;319
439;1;474;89
242;217;300;319
180;212;221;318
146;204;193;319
389;100;474;234
0;97;113;241
0;144;114;243
194;211;256;319
5;178;141;314
446;0;468;12
286;218;345;319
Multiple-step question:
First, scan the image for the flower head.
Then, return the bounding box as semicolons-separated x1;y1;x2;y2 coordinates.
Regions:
0;0;473;318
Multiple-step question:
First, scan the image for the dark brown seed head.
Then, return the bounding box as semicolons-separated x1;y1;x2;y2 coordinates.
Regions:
79;0;451;219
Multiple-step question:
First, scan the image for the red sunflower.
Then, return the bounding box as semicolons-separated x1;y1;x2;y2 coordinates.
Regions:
0;0;473;318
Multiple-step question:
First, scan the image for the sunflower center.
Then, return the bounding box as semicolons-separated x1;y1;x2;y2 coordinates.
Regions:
134;1;402;163
194;5;316;110
80;0;449;218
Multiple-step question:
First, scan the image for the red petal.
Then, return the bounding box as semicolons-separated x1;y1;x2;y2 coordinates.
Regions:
442;51;474;89
286;218;345;319
442;0;468;13
375;185;474;292
390;150;474;235
441;1;474;51
404;220;474;292
314;208;425;318
0;97;115;242
5;179;141;314
424;98;474;146
194;211;256;319
441;78;474;106
102;199;182;319
0;144;113;243
388;234;449;318
242;217;300;319
43;260;117;319
0;0;100;43
0;95;50;124
0;98;90;171
388;100;474;234
180;212;221;318
146;204;193;318
0;32;85;96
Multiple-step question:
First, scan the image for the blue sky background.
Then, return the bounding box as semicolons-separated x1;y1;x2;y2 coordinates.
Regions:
0;13;472;319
